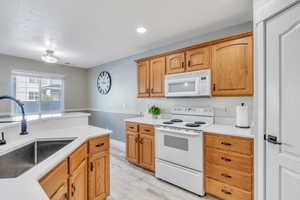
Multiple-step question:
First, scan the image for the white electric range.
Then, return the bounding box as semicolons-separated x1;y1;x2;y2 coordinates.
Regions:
155;106;214;196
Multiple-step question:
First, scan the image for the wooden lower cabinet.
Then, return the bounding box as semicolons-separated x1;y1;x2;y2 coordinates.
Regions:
69;159;88;200
204;132;253;200
39;135;110;200
139;133;155;171
125;122;155;172
89;151;110;200
126;131;139;164
51;182;68;200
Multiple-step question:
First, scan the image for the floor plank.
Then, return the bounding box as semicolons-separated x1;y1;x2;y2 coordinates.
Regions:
108;147;216;200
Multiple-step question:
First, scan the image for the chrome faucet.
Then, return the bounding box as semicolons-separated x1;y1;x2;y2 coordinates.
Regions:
0;96;28;135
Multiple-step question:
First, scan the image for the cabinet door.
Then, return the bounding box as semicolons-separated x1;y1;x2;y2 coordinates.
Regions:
139;133;155;172
51;182;68;200
150;57;165;97
166;52;185;74
186;47;211;71
126;131;139;164
89;151;110;200
69;160;88;200
137;61;150;97
212;36;253;96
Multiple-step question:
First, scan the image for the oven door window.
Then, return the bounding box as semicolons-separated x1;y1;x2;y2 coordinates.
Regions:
168;81;196;93
164;135;188;151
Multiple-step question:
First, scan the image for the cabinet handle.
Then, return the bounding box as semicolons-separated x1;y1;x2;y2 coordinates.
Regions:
213;83;216;91
221;156;232;162
90;162;94;171
221;142;232;146
64;194;68;200
71;184;76;196
135;137;139;143
146;88;150;93
221;189;232;195
151;88;154;93
96;143;104;147
181;62;185;68
188;60;191;67
221;173;232;179
140;138;144;144
144;129;151;132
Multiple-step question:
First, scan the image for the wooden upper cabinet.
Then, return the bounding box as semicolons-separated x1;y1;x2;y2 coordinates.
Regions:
89;152;110;200
137;61;150;97
150;57;166;97
69;159;88;200
186;47;211;71
166;52;185;74
212;36;253;96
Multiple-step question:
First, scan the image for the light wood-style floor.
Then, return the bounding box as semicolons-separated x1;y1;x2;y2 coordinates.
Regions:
108;147;216;200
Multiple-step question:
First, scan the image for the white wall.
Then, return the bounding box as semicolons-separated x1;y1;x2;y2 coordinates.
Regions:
0;54;89;114
88;22;254;125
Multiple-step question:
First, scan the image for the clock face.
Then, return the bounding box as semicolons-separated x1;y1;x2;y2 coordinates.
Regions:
97;71;111;95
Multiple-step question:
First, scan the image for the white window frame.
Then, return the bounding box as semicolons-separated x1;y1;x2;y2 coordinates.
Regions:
11;70;65;115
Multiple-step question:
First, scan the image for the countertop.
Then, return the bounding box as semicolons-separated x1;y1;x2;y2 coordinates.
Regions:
125;117;254;138
0;112;91;129
0;122;111;200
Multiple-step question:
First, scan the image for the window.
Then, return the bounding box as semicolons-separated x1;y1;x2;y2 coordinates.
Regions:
12;70;64;115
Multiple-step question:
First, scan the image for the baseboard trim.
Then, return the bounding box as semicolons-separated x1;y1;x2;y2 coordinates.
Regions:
110;139;125;152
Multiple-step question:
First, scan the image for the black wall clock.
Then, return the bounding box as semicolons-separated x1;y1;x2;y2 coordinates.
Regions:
97;71;112;95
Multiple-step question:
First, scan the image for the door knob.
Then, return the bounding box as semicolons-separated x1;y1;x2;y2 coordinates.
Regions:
264;134;282;145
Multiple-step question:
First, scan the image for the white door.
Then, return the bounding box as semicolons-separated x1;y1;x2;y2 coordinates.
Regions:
266;3;300;200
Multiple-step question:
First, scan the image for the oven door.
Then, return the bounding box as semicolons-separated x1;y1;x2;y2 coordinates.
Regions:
165;77;200;97
155;127;203;171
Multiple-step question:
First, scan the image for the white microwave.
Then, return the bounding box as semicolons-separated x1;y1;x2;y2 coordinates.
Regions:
165;69;211;97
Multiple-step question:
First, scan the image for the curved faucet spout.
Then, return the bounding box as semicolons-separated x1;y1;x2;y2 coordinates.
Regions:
0;96;28;135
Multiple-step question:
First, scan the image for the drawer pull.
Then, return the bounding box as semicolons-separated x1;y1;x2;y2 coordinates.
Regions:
221;189;232;195
64;194;68;200
221;173;232;178
221;141;232;146
221;157;232;162
144;129;151;132
129;126;135;129
96;143;105;147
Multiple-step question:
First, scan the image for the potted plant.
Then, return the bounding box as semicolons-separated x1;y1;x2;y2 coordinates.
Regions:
148;105;161;119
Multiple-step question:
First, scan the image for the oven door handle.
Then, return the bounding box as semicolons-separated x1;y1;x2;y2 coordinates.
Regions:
155;127;201;136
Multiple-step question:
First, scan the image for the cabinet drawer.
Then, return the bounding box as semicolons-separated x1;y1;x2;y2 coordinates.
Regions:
39;159;69;198
205;163;252;191
89;135;109;155
205;147;253;173
126;122;139;132
140;124;154;136
205;177;252;200
69;143;88;174
204;133;253;155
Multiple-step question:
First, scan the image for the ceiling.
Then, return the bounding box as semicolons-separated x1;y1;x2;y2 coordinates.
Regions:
0;0;252;68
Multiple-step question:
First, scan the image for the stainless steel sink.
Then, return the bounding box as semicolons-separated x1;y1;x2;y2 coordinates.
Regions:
0;139;74;178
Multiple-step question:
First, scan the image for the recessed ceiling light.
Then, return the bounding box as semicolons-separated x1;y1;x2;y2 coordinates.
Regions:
136;26;147;34
41;50;59;63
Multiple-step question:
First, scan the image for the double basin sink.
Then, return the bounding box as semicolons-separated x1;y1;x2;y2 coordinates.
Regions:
0;139;75;178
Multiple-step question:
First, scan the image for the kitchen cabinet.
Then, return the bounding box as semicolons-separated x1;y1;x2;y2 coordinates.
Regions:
204;133;253;200
166;52;185;74
211;36;253;96
150;57;166;97
186;47;211;72
69;160;88;200
39;135;110;200
89;152;110;200
50;182;68;200
137;61;150;97
125;122;155;172
135;32;253;97
137;57;165;98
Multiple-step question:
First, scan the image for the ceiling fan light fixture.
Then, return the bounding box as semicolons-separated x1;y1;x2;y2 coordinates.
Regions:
41;50;59;63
